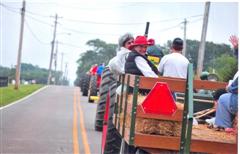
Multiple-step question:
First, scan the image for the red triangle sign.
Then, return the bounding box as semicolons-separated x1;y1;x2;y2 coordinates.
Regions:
141;82;177;115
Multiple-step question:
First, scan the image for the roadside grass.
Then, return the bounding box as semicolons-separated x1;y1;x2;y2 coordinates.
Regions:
0;84;44;107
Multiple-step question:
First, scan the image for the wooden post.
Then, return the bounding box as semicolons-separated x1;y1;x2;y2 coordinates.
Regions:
182;18;187;56
15;0;25;90
196;2;210;79
47;14;58;85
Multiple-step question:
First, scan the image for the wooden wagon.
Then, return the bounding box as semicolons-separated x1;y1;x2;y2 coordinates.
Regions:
110;64;237;154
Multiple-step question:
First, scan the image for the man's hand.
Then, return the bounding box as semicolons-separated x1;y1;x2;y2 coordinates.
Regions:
229;35;239;49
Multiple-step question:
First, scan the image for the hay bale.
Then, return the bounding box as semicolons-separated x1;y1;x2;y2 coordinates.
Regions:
135;118;182;136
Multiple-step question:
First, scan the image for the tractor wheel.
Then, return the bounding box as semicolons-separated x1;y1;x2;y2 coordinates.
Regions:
120;140;138;154
94;67;116;131
88;75;98;103
103;83;121;154
81;74;90;96
79;76;84;92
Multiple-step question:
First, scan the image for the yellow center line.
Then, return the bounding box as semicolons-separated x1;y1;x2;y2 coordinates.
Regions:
73;88;80;154
76;87;91;154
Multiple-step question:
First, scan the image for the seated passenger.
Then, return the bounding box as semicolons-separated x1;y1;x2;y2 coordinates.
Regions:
214;35;238;131
158;37;189;79
125;35;159;77
108;33;134;75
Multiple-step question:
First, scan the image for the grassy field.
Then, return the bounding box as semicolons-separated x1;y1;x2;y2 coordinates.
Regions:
0;84;44;107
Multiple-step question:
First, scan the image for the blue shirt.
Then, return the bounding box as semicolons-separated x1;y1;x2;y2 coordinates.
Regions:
97;65;104;75
228;77;238;114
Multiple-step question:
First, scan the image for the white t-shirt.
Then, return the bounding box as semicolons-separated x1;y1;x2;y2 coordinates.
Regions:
158;52;189;79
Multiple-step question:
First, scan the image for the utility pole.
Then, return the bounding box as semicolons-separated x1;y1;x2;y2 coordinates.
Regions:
182;18;187;56
60;52;64;85
47;14;58;85
63;62;68;85
64;63;68;80
196;2;210;78
15;0;25;90
54;41;58;85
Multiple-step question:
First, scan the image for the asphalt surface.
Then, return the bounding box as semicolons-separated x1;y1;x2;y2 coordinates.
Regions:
0;86;102;154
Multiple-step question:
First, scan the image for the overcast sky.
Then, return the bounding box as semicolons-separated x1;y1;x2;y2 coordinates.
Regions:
0;1;238;85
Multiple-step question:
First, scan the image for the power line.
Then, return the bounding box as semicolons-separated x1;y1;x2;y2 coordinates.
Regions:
25;20;50;45
1;2;54;19
1;2;203;25
25;10;52;18
25;14;53;27
188;17;203;24
1;2;203;29
58;42;85;49
0;3;53;27
158;23;182;32
60;26;121;36
2;9;201;40
1;2;205;45
61;14;203;26
0;3;20;14
0;2;20;10
53;3;140;10
2;2;202;26
1;4;120;37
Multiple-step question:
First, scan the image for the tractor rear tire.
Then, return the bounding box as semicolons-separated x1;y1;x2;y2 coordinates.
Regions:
104;122;122;154
94;67;116;131
82;74;90;96
103;83;121;154
120;140;138;154
88;75;98;103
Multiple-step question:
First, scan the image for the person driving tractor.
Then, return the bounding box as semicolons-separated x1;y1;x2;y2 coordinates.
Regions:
89;64;98;75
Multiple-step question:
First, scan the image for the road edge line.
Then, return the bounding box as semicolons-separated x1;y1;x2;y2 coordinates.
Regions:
0;85;48;110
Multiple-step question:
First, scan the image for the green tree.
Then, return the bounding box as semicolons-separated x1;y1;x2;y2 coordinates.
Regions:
0;63;65;84
185;40;232;71
75;39;117;85
211;54;237;82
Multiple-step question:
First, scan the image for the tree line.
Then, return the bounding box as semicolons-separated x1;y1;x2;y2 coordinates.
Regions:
75;39;237;85
0;63;69;85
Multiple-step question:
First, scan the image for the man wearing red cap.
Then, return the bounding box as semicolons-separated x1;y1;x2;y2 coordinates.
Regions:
125;36;159;77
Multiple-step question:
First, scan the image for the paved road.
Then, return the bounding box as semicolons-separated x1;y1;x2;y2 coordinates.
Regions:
0;86;102;154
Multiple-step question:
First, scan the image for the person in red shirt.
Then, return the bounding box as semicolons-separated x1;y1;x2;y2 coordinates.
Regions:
89;64;98;75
